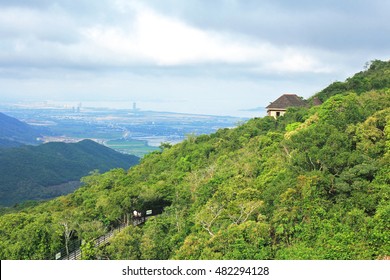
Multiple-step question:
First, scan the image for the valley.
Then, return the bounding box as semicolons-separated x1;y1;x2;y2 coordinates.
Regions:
0;104;246;157
0;60;389;261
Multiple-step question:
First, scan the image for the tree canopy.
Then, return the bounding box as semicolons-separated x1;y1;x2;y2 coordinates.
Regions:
1;60;389;260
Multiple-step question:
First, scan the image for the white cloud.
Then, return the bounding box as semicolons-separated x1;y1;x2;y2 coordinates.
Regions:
1;0;388;76
79;3;332;73
0;1;336;75
133;7;261;65
2;0;385;116
0;6;77;42
81;5;261;66
267;51;334;73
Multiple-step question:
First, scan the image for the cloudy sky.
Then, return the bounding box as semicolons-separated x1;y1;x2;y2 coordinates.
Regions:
1;0;389;117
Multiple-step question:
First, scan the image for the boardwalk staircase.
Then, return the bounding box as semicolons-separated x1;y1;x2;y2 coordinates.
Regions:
56;208;162;260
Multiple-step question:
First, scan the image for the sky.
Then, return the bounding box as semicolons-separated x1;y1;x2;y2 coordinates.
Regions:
0;0;389;117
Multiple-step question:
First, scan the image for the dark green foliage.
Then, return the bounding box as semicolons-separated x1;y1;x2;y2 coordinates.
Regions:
0;112;42;145
314;59;390;102
0;60;389;260
0;139;24;148
0;140;139;206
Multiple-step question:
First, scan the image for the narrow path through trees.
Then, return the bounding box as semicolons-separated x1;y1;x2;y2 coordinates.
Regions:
57;214;154;260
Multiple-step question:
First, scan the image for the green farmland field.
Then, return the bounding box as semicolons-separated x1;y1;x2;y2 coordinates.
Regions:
105;139;159;157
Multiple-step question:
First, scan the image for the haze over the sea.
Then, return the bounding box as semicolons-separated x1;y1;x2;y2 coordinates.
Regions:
1;0;389;116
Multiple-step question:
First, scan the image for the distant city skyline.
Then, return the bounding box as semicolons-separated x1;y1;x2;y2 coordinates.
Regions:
1;1;389;117
1;99;265;118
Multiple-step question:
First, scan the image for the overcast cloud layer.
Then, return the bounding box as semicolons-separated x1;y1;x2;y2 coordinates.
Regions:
0;0;389;116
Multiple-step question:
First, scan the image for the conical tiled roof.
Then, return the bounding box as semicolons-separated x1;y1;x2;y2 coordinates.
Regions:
266;94;307;109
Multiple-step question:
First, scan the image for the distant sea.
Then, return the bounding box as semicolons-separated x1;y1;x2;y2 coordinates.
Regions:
78;101;267;119
1;100;267;119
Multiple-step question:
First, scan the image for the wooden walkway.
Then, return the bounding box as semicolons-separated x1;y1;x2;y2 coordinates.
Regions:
58;217;149;260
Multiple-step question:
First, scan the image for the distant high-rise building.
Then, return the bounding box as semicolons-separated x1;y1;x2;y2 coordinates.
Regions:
132;102;140;112
77;102;82;113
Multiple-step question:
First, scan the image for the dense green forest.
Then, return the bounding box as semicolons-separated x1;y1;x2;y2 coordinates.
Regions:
0;60;389;260
0;112;42;146
0;140;139;206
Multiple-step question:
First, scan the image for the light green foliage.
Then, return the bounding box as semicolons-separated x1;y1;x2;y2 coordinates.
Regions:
1;61;390;260
0;213;62;259
80;241;96;260
101;226;143;260
314;59;390;102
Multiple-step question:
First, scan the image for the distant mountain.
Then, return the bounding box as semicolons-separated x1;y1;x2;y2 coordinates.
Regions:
0;112;42;146
0;139;139;206
1;60;390;260
0;139;24;148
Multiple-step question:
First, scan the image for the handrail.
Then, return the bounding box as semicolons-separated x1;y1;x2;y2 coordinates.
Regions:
56;212;159;260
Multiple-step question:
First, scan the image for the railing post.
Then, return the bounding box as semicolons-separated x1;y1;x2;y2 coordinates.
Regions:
57;209;164;260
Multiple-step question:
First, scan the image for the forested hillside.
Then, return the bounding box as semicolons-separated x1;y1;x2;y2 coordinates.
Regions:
313;59;390;102
0;140;139;206
0;60;389;260
0;112;42;146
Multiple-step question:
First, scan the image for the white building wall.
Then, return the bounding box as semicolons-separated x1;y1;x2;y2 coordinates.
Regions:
267;110;286;118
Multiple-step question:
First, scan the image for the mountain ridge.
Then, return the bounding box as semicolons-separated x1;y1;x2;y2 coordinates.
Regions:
0;60;389;260
0;112;42;146
0;139;139;206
